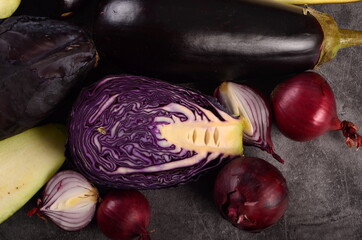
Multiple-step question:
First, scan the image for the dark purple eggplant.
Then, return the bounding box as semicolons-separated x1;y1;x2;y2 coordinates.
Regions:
0;16;98;140
15;0;89;18
93;0;362;83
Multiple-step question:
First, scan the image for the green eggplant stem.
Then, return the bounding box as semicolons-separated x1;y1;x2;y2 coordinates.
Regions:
339;29;362;49
307;8;362;67
273;0;361;4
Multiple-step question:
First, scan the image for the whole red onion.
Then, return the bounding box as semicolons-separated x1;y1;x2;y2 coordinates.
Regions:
271;71;362;148
213;157;288;232
97;190;151;240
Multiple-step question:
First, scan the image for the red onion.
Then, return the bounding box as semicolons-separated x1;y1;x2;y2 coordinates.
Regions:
27;170;99;231
213;157;288;232
97;190;151;240
271;71;362;147
215;82;284;163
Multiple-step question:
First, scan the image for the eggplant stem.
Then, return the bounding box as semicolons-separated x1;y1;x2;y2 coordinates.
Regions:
340;121;362;149
273;0;361;4
309;8;362;67
339;29;362;49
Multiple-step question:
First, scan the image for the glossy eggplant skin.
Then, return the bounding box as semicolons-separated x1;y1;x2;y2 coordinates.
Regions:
94;0;323;83
0;16;97;140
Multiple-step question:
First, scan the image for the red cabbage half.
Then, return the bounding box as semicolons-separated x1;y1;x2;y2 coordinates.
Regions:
67;75;246;189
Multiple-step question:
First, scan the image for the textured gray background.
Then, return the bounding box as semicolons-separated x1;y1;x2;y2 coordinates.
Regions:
1;2;362;240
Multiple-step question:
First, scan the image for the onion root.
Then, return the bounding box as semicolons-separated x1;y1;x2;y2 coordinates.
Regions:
341;121;362;149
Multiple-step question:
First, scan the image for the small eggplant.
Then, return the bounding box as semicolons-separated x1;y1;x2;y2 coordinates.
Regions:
94;0;362;83
0;16;98;140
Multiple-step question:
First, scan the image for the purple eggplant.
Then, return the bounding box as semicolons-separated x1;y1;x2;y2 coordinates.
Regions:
0;16;98;140
93;0;362;83
15;0;89;18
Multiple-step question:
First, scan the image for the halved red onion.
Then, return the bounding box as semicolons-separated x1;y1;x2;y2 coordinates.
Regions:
215;82;284;163
28;170;99;231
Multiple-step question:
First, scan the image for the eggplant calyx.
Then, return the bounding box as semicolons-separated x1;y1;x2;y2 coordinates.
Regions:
309;7;362;67
273;0;362;4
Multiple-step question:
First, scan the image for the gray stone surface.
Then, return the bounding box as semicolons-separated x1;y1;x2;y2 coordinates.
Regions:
1;2;362;240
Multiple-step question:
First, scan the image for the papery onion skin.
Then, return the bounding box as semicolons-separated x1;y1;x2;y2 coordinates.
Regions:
271;72;362;147
67;75;246;189
213;157;288;232
28;170;99;231
215;82;284;163
97;190;151;240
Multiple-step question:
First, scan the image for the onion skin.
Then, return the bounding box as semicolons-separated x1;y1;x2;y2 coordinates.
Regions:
97;190;151;240
271;72;362;148
213;157;288;232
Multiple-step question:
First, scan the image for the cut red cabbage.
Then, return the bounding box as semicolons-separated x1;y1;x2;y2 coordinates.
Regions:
67;75;246;189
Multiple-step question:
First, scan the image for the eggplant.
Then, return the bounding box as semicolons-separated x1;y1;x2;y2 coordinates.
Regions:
94;0;362;83
0;16;98;140
15;0;89;18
